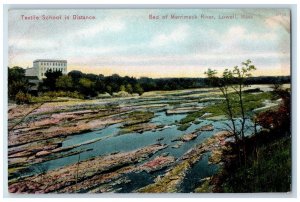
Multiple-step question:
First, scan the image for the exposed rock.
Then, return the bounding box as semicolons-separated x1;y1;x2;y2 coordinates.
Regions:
35;150;51;157
173;130;200;143
137;155;175;173
198;124;214;131
171;142;183;149
9;144;167;193
119;123;158;134
181;133;197;142
8;151;33;158
166;107;204;115
201;113;213;118
138;131;232;193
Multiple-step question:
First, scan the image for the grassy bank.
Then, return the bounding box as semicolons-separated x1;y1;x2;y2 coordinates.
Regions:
220;135;291;192
198;129;291;193
178;91;274;125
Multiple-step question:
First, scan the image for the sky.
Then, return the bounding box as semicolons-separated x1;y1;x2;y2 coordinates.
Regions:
8;9;290;78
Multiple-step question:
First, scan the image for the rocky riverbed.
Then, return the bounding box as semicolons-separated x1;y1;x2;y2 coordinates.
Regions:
8;86;274;193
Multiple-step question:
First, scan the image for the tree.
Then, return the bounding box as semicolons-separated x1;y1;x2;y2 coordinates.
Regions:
231;60;256;141
205;60;256;164
42;70;62;91
119;85;126;92
55;75;73;91
79;78;95;96
125;83;133;94
205;68;238;142
68;70;84;83
95;74;106;93
133;83;144;95
8;66;30;100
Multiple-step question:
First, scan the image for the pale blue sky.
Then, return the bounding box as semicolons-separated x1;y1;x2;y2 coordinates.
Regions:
8;9;290;77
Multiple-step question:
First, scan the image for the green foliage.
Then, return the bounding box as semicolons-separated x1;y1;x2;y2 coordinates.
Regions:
119;85;126;92
178;91;272;125
15;91;32;104
212;89;291;193
124;111;155;125
42;69;63;91
177;123;191;131
106;85;113;95
30;95;52;103
30;91;83;103
8;67;30;100
79;78;96;97
8;65;290;103
125;84;133;94
205;60;257;143
79;78;94;89
221;136;291;192
133;83;144;95
42;91;83;99
8;66;26;81
55;75;73;90
179;111;205;124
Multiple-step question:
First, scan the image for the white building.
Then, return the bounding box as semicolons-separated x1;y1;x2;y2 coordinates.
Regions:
26;59;67;80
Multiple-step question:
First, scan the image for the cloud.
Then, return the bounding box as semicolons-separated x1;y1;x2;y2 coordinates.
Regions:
65;51;289;69
211;25;281;54
149;25;189;47
74;19;126;38
9;38;58;52
8;9;290;77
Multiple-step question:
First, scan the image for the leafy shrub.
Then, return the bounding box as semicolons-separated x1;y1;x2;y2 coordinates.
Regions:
30;91;84;103
42;91;84;99
15;91;32;104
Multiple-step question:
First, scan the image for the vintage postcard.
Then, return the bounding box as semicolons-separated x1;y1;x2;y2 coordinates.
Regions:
7;8;291;193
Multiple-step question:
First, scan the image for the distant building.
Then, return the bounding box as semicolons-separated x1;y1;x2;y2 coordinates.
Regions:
25;59;67;80
26;76;41;95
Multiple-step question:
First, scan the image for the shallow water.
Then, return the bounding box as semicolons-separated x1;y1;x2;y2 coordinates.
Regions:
23;94;260;192
180;152;219;193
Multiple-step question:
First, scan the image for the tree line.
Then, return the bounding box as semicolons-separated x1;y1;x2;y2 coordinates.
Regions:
8;66;290;103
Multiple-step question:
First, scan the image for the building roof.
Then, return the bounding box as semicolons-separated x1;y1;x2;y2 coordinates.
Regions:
33;59;67;63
